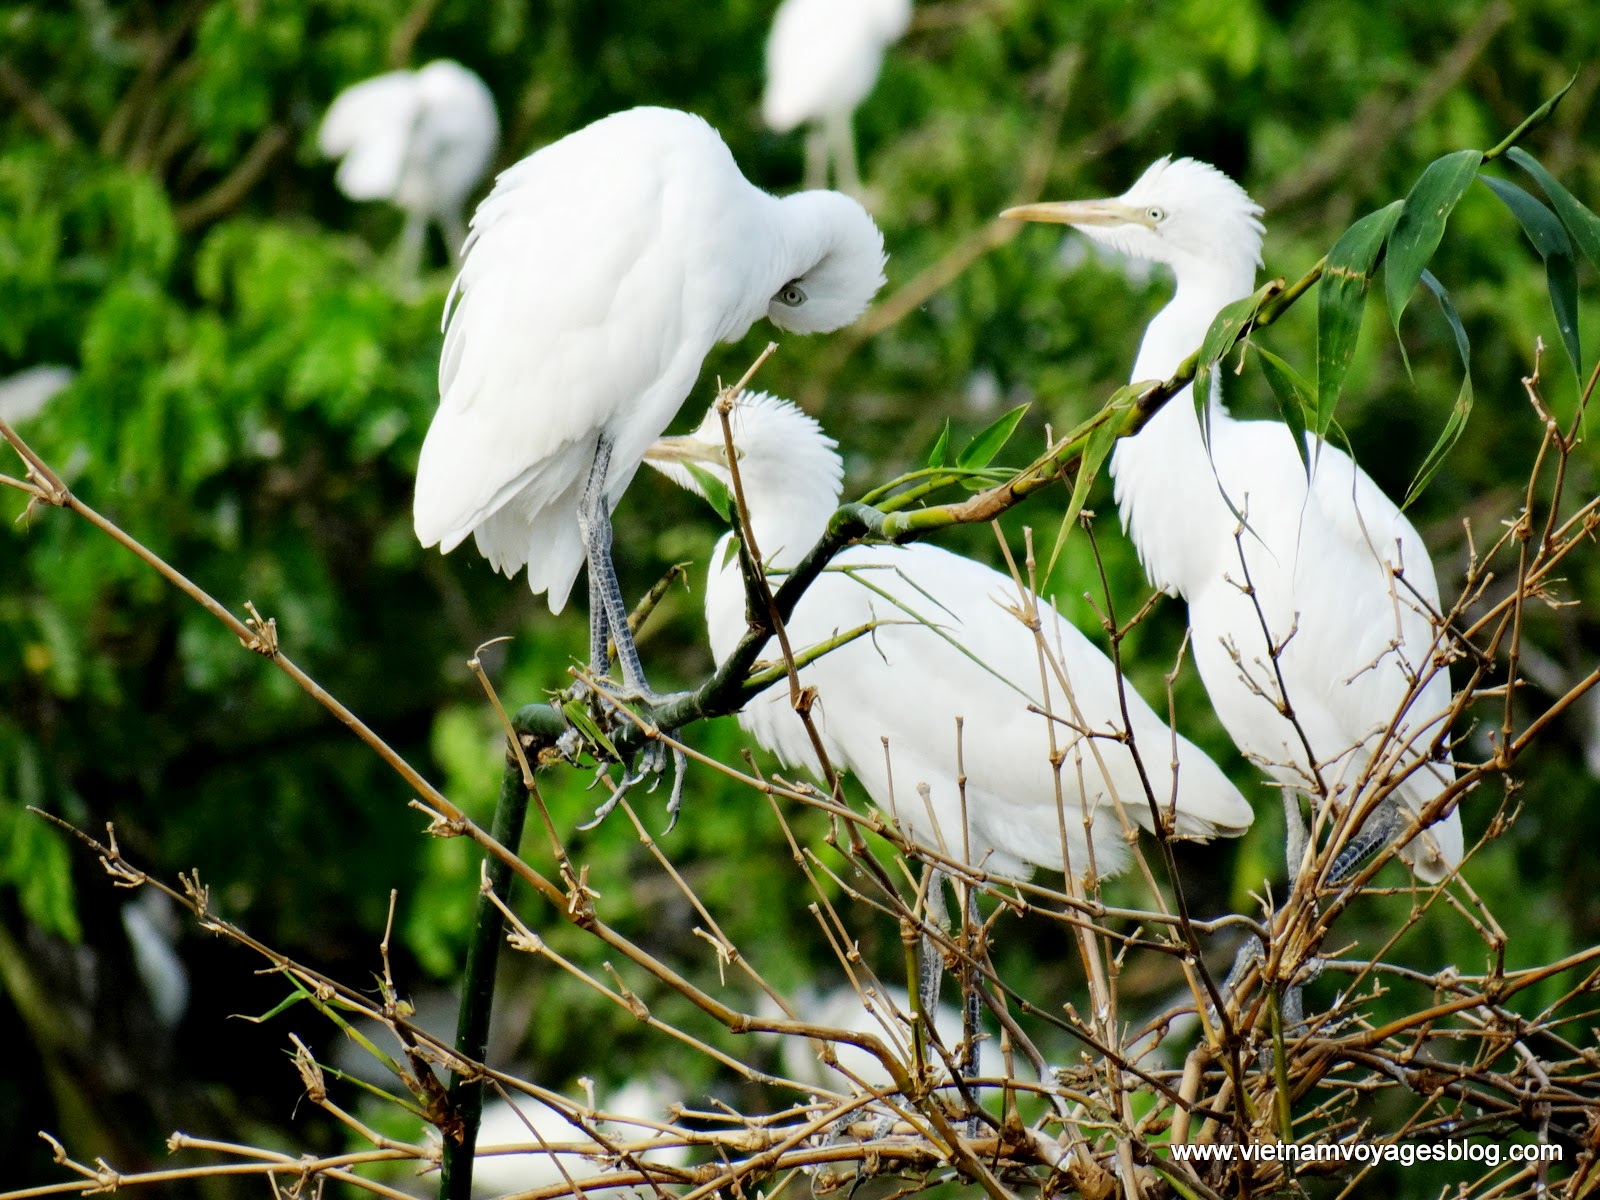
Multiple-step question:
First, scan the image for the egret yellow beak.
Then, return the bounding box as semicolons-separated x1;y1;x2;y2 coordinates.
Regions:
1000;199;1153;229
644;436;730;467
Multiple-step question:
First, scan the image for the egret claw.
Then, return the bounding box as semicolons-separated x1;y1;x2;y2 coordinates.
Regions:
661;745;687;834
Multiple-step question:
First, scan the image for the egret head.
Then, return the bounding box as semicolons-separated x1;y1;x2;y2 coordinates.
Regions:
768;191;887;334
1002;157;1264;282
644;392;843;520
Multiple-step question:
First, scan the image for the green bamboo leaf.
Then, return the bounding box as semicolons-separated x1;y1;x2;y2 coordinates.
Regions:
955;403;1030;469
1480;175;1581;382
1384;149;1483;335
1403;271;1473;509
561;700;620;760
684;463;733;523
1044;386;1138;577
1254;346;1314;479
1484;75;1574;161
926;418;951;468
1508;146;1600;273
1192;290;1266;440
1317;200;1403;433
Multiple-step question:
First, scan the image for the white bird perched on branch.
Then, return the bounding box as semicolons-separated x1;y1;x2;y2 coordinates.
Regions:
318;59;499;274
645;392;1252;882
762;0;912;195
1003;158;1465;882
413;107;886;714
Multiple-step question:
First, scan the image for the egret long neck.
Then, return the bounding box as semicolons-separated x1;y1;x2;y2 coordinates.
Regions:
738;468;837;576
1111;263;1257;596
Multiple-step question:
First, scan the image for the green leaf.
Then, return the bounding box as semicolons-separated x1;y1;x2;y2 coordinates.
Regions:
1507;147;1600;276
1317;200;1404;433
1403;271;1473;508
561;700;620;761
1480;175;1581;382
1254;346;1314;479
1044;386;1139;577
1384;149;1483;335
955;403;1030;469
925;418;951;469
1191;291;1266;424
1485;75;1574;161
684;463;734;523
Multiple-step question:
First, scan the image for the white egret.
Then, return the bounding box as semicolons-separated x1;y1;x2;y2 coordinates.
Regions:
648;394;1250;1092
644;392;1252;880
0;364;74;426
413;107;886;720
318;59;499;273
762;0;912;194
469;1079;689;1198
1003;158;1465;882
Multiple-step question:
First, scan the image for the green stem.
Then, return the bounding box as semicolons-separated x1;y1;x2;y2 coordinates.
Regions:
440;757;532;1200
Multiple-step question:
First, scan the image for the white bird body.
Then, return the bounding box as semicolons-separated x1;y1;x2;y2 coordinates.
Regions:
414;106;887;639
1005;157;1463;879
0;364;74;426
762;0;912;132
319;60;498;260
648;395;1252;880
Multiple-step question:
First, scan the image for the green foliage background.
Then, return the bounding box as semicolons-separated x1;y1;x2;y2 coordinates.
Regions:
1;0;1597;1192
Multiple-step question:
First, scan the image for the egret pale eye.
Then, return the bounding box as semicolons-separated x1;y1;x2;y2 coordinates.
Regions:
1146;205;1167;223
775;282;807;306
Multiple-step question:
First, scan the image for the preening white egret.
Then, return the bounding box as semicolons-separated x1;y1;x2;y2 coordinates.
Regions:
414;107;886;719
645;392;1252;880
318;59;499;273
1003;158;1465;882
762;0;912;194
470;1079;688;1198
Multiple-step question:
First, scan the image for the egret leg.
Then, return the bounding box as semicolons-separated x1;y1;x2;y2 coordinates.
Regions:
394;209;427;283
918;868;982;1134
917;866;947;1018
440;208;468;263
572;435;690;828
1283;789;1308;879
828;110;863;198
1326;803;1403;884
577;434;654;696
803;123;829;191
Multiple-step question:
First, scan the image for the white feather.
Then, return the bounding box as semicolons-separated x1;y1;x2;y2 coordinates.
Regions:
648;394;1252;880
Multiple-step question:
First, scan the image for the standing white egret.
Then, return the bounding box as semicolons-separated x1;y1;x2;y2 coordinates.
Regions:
762;0;912;194
318;59;499;273
645;393;1252;880
413;108;886;720
1003;158;1465;882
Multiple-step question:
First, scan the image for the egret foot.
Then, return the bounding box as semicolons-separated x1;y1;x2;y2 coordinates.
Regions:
578;738;688;833
1326;804;1404;883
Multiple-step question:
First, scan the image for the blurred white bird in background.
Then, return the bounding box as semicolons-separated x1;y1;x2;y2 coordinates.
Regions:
646;392;1252;879
0;364;75;426
762;0;912;195
318;59;499;275
414;108;885;731
759;983;968;1095
1004;158;1465;882
468;1078;688;1199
